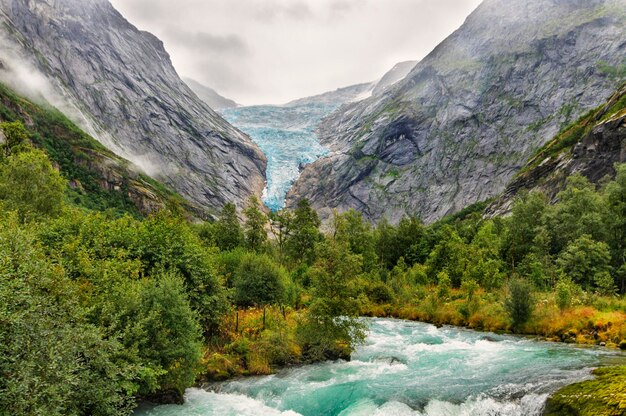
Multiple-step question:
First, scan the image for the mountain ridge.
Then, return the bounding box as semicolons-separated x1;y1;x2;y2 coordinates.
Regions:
288;0;626;224
0;0;266;215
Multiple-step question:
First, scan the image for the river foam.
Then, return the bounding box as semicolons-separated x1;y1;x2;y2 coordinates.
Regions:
136;318;625;416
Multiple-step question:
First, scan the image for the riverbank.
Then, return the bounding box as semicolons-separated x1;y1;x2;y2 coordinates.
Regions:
202;288;626;382
138;318;626;416
361;287;626;347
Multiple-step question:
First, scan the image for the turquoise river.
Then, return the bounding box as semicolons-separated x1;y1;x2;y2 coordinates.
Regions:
135;318;625;416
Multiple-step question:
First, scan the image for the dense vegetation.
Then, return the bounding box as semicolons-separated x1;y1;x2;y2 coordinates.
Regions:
1;102;626;414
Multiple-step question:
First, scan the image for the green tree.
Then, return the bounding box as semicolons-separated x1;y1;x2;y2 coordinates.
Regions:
546;175;607;253
0;214;134;416
285;199;321;265
503;191;548;268
298;239;366;360
214;203;244;251
233;253;286;309
557;234;612;290
0;149;66;221
333;209;377;271
603;164;626;292
426;226;469;286
243;196;268;252
504;278;534;332
0;120;30;157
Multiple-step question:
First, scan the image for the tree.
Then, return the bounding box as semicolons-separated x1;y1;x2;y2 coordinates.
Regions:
332;209;377;271
214;203;244;251
0;214;134;416
603;164;626;293
503;191;548;268
233;253;286;309
285;199;321;264
546;174;607;254
0;120;30;157
298;239;366;360
243;196;268;252
425;225;469;287
504;278;534;332
557;234;612;290
233;253;286;329
0;149;66;221
269;209;293;262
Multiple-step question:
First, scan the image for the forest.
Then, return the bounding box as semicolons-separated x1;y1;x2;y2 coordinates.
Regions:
1;119;625;416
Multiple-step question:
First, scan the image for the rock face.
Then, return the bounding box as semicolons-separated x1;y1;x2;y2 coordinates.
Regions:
371;61;418;96
183;78;239;110
286;60;417;107
0;0;266;214
285;83;374;107
288;0;626;224
486;83;626;217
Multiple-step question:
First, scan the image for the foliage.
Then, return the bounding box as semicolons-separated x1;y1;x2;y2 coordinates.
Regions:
0;148;66;222
214;203;244;251
233;253;286;308
243;196;268;252
504;278;534;331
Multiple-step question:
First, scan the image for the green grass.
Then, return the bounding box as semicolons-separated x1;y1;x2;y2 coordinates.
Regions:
544;366;626;416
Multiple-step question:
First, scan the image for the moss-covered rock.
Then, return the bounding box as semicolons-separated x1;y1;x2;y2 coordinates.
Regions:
543;366;626;416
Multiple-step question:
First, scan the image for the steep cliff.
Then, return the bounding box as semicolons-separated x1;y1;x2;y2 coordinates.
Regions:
486;83;626;216
0;82;200;218
0;0;266;214
288;0;626;224
184;78;238;110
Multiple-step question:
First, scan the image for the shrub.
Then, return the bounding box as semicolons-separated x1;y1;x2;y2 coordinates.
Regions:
504;278;534;331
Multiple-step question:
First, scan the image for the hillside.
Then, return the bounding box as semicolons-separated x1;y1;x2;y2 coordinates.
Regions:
487;82;626;217
288;0;626;224
0;0;266;214
0;82;199;218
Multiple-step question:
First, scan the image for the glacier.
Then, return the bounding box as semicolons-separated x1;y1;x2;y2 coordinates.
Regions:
221;103;337;211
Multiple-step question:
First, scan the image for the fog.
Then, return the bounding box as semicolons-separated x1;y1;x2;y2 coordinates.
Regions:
109;0;482;105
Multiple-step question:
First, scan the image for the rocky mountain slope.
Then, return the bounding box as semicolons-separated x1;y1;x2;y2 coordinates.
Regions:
0;82;200;218
371;61;418;96
288;0;626;224
286;60;417;107
0;0;266;215
184;77;238;110
486;82;626;217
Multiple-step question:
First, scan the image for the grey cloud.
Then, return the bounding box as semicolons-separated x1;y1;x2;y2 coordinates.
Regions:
164;29;249;55
252;1;314;22
109;0;483;104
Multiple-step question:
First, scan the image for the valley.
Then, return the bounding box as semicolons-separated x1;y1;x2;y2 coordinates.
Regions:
1;0;626;415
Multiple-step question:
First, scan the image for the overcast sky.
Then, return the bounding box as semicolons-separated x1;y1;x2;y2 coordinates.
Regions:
109;0;482;105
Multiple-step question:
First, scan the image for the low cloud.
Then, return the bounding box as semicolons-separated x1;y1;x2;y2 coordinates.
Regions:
110;0;483;105
165;29;249;56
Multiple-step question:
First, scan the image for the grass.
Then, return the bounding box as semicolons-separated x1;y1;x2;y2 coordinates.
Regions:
360;286;626;346
544;366;626;416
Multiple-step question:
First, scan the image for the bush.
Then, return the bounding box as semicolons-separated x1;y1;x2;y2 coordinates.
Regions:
504;278;534;331
555;277;575;311
367;281;395;304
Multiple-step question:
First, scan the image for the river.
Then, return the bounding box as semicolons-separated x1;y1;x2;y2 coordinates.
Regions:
135;318;625;416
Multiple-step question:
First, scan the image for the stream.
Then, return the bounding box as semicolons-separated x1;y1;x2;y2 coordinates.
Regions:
135;318;625;416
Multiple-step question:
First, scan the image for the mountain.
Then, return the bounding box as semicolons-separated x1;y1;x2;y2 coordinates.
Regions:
288;0;626;224
0;82;201;218
183;77;238;110
286;60;417;107
0;0;266;215
371;60;418;96
285;83;374;107
486;82;626;217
